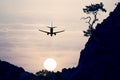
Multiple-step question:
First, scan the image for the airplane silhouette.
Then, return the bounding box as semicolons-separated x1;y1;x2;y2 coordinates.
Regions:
39;22;65;36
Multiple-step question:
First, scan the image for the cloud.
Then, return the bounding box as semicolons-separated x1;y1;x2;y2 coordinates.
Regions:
0;24;87;72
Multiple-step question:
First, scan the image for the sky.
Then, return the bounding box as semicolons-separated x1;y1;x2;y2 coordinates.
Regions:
0;0;119;73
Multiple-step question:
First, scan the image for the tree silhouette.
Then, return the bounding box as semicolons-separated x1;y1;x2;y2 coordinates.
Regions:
82;2;107;37
35;67;76;80
36;69;61;80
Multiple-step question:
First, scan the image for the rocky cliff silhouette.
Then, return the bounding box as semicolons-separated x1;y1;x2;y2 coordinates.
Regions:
69;3;120;80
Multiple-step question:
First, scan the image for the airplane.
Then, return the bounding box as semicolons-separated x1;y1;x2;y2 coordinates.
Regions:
39;22;65;36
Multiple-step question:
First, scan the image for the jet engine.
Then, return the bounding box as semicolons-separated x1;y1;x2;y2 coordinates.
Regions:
54;33;56;35
47;33;49;35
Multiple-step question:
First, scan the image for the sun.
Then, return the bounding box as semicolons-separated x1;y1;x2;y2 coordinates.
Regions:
43;58;57;71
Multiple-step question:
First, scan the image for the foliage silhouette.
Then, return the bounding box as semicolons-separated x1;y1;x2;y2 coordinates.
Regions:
35;67;76;80
82;2;106;37
36;69;61;80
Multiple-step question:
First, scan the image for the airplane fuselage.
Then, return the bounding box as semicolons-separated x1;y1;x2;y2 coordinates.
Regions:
50;28;53;36
50;28;53;34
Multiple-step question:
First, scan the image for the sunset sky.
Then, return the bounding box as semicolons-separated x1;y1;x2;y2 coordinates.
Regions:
0;0;119;73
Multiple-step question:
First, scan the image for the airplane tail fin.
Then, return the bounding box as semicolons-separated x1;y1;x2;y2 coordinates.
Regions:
46;21;57;28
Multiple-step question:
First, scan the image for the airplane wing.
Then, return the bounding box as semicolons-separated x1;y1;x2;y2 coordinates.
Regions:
39;29;50;34
53;30;65;34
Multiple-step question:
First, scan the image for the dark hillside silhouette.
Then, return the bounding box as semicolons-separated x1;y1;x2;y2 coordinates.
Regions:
0;60;39;80
0;60;76;80
69;3;120;80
